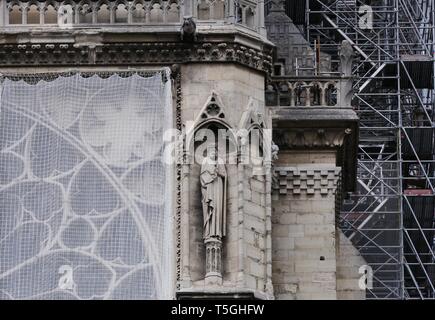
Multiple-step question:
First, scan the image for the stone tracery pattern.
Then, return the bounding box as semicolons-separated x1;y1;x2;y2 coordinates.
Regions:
4;0;258;29
0;71;173;299
6;0;182;25
266;79;339;107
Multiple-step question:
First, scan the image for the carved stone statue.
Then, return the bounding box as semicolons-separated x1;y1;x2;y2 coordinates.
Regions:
338;40;355;106
271;142;279;162
339;40;355;77
200;144;227;285
200;144;227;239
180;16;197;42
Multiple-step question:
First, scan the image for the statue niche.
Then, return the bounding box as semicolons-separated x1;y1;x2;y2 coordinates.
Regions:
193;120;235;285
185;92;236;287
200;143;227;285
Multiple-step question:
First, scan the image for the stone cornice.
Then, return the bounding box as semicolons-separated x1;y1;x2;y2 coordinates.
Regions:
272;127;352;150
0;28;274;73
269;106;358;124
269;105;359;194
271;126;358;194
0;40;273;73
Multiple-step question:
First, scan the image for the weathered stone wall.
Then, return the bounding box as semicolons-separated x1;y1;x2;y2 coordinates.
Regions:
336;232;367;300
243;166;267;292
271;149;366;300
272;150;339;300
180;63;265;127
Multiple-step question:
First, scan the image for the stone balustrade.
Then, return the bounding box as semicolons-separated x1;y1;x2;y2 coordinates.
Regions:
266;76;353;108
0;0;263;31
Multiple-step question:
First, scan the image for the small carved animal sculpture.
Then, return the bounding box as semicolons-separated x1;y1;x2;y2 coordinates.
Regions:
271;143;279;161
180;16;197;42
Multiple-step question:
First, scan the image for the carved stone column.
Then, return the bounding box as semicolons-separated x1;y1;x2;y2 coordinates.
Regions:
180;151;192;289
264;160;274;295
0;1;5;26
205;237;223;285
257;0;266;36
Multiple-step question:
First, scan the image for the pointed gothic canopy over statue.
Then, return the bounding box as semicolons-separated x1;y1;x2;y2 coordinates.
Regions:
270;0;286;13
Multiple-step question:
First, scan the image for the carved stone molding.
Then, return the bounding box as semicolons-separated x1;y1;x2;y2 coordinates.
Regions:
273;166;341;197
0;41;273;73
269;106;359;193
174;67;183;291
273;128;352;150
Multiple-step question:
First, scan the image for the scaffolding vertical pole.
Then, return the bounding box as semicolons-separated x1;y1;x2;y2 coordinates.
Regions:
306;0;310;41
395;0;405;300
429;0;434;299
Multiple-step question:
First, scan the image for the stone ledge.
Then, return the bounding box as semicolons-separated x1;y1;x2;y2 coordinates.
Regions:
0;28;274;73
270;110;359;193
176;288;273;300
270;106;358;123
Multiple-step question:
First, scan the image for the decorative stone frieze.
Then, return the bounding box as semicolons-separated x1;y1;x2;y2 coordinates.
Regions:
273;166;341;197
273;128;352;150
0;41;273;73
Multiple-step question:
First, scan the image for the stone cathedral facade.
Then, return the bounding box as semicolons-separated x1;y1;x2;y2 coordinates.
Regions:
0;0;366;300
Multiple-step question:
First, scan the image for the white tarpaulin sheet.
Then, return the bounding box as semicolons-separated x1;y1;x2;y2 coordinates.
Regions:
0;70;173;299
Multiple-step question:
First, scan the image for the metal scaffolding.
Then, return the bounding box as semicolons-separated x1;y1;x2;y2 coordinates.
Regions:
298;0;435;299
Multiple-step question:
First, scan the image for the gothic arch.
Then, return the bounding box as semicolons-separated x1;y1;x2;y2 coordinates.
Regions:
238;98;268;164
26;1;41;25
185;92;237;160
